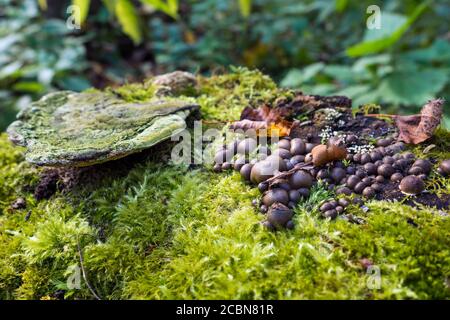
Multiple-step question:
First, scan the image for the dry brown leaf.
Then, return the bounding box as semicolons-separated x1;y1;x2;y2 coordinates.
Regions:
396;99;444;144
230;105;294;136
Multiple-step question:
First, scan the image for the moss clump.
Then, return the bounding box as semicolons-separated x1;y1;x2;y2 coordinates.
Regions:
109;82;156;102
0;68;449;300
196;66;291;121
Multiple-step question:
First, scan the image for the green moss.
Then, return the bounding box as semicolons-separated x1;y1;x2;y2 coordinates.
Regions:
0;69;449;300
410;127;450;161
196;67;291;121
109;81;156;102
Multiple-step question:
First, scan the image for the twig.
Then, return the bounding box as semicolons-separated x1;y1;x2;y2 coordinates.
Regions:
77;237;102;300
365;114;396;118
265;161;314;185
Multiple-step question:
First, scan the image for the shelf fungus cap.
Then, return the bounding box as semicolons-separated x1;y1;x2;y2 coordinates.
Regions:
399;175;425;195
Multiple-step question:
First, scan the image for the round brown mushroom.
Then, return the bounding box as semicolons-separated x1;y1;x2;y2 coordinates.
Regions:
290;138;306;155
273;148;292;159
412;159;432;174
346;175;361;189
214;148;233;164
377;164;395;178
408;166;423;176
277;139;291;150
240;163;253;181
237;138;258;155
362;187;375;198
330;167;346;183
267;203;294;229
289;171;313;189
262;189;289;207
399;175;425;195
390;172;403;182
438;160;450;176
233;156;247;171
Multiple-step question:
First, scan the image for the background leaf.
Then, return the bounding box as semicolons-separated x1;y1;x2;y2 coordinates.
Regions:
141;0;179;19
378;69;448;106
115;0;142;44
238;0;252;17
346;2;428;57
38;0;47;10
73;0;91;26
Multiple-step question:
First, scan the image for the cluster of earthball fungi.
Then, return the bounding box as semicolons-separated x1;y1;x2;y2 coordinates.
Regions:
213;134;450;231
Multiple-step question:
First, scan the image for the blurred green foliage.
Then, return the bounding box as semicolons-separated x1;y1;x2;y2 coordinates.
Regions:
0;0;90;130
1;0;450;131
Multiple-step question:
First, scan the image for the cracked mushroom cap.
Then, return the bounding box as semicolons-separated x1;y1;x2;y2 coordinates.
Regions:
399;175;425;195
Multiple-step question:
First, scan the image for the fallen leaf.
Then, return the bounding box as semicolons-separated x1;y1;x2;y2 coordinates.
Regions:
230;93;353;137
230;105;295;136
396;99;444;144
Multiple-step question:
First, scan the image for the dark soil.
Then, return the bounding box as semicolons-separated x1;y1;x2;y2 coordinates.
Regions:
378;182;450;210
268;93;450;211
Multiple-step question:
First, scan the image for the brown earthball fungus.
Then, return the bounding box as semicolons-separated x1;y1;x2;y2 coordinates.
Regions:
233;156;247;171
277;139;291;150
273;148;292;159
354;182;367;194
263;189;290;206
250;161;273;184
240;163;253;181
305;143;317;154
336;186;352;196
214;149;233;164
362;187;375;198
399;175;425;195
298;188;310;198
413;159;432;174
289;190;301;203
237;138;258;155
290;138;306;155
364;163;377;175
267;203;293;228
438;160;450;176
346;175;361;189
408;166;423;176
323;209;337;219
331;167;346;183
289;171;313;189
370;151;382;162
320;202;334;212
377;164;395;178
390;172;403;182
360;154;371;165
222;162;232;170
258;182;268;192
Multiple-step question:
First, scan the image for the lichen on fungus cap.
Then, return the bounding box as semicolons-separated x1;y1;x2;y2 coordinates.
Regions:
7;91;199;167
